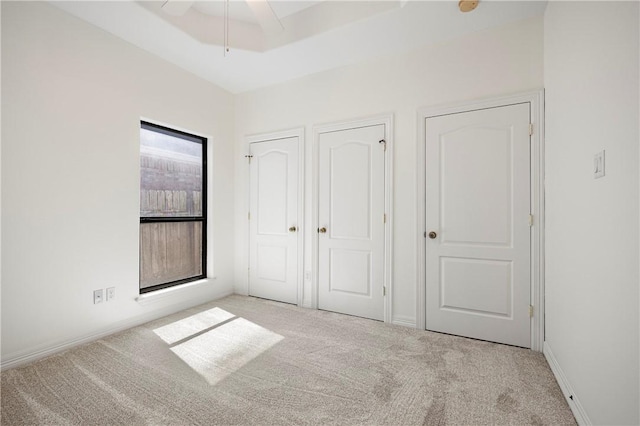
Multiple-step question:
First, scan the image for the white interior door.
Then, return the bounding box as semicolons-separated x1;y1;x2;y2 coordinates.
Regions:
425;103;531;347
317;125;385;321
249;137;299;304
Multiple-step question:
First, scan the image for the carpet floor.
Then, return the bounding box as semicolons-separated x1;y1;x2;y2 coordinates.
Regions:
1;295;575;425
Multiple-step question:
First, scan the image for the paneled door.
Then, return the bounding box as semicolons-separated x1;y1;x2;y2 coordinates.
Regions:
317;124;386;321
249;137;299;304
425;103;531;347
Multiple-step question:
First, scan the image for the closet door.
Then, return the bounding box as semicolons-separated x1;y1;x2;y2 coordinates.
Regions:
317;124;386;321
425;103;532;347
249;137;299;304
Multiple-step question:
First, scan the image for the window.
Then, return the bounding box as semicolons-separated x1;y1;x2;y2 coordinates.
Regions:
139;121;207;293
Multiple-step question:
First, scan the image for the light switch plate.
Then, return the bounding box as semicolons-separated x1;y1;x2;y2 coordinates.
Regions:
594;150;605;179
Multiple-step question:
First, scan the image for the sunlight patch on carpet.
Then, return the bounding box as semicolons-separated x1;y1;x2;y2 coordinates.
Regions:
153;307;235;345
154;309;284;385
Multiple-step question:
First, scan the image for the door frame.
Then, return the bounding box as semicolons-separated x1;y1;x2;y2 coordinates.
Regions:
246;127;305;306
312;114;394;322
416;90;545;351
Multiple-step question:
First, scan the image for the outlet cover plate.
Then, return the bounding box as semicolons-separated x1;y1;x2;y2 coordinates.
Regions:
94;289;103;304
106;287;115;301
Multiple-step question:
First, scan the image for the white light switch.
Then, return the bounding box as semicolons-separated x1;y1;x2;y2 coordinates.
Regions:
594;150;605;179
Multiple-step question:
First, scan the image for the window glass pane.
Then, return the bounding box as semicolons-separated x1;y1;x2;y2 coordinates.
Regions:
140;221;203;289
140;127;203;217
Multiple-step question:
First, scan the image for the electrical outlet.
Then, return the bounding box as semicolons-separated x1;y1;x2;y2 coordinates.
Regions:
106;287;115;301
93;289;103;304
304;271;311;281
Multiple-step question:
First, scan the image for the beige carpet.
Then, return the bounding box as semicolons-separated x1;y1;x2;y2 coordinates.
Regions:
1;295;575;425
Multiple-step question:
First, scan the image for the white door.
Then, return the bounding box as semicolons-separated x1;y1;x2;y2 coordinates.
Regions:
425;103;531;347
317;125;386;321
249;137;299;304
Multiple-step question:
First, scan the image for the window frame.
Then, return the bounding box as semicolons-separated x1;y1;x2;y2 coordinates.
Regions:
139;120;207;294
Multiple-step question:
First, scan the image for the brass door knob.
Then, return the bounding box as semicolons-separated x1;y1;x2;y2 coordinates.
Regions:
428;231;437;239
289;226;297;232
318;227;327;234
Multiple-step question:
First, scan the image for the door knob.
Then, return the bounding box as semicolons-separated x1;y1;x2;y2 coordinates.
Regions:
289;226;297;232
318;227;327;234
428;231;437;239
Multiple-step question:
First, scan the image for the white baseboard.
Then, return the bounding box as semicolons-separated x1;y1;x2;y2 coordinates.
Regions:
392;315;416;328
543;342;592;425
0;288;233;371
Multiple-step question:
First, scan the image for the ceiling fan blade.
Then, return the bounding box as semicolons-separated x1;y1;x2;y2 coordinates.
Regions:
246;0;284;35
161;0;195;16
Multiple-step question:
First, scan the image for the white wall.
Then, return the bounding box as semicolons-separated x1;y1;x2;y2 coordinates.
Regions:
544;2;640;424
234;17;543;324
1;2;236;365
0;1;3;362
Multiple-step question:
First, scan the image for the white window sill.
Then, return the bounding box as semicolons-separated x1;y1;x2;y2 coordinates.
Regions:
136;277;216;305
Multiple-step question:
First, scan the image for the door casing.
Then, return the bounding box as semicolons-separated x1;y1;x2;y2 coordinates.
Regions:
417;90;545;351
312;115;394;323
246;128;305;306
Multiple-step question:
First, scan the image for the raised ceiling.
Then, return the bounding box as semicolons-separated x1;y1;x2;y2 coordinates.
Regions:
191;1;323;25
51;1;547;93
